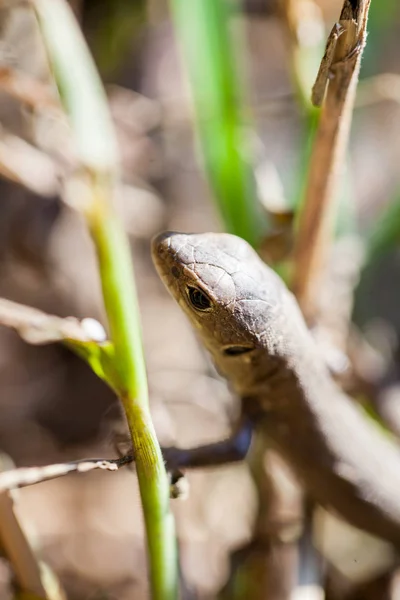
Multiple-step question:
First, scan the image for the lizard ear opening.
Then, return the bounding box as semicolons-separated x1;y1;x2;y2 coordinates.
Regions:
223;345;254;356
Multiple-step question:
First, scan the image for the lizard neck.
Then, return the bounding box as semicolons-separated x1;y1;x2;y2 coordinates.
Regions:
237;344;330;421
223;292;336;420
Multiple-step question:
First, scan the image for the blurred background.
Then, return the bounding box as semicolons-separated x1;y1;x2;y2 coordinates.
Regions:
0;0;400;598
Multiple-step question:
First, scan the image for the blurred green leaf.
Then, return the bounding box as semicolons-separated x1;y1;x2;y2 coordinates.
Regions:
34;0;118;172
170;0;267;247
83;0;146;76
365;193;400;263
361;0;399;76
69;340;118;390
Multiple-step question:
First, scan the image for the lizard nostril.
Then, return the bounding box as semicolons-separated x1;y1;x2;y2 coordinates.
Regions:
171;266;180;278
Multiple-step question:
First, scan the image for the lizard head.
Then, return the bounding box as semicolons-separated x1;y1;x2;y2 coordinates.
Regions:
151;232;287;372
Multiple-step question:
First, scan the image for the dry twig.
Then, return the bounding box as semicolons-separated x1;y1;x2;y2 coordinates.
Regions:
0;297;106;344
0;128;60;196
0;455;133;492
221;439;304;599
0;489;50;598
292;0;371;321
0;455;67;599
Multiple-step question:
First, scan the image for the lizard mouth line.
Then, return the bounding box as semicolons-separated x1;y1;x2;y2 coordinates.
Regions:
222;345;254;356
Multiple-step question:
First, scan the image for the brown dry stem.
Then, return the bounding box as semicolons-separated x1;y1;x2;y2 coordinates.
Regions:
222;437;304;599
0;298;106;344
0;129;59;197
292;0;371;322
0;489;49;598
0;455;67;599
0;455;133;492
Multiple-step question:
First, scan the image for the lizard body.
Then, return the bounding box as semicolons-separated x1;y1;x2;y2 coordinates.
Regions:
152;231;400;545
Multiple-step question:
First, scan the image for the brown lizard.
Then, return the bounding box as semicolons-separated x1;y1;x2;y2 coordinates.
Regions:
152;231;400;546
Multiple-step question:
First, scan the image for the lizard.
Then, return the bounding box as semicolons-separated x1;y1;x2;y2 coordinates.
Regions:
151;230;400;546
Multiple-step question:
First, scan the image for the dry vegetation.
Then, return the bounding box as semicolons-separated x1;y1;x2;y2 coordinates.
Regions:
0;1;399;599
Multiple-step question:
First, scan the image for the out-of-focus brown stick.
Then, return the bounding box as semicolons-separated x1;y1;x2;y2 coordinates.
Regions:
0;129;59;197
0;455;188;501
0;454;56;599
292;0;371;322
220;434;303;600
0;489;49;598
0;67;59;110
0;297;106;344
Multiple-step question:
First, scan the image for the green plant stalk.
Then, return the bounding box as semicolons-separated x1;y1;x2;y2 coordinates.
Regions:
87;181;177;600
169;0;266;248
32;1;177;598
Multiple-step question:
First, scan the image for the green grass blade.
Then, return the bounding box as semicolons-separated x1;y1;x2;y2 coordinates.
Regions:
169;0;267;247
33;1;177;597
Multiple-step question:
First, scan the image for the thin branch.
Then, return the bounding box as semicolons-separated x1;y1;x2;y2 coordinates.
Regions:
0;455;190;504
0;455;133;492
0;129;59;197
0;489;49;598
292;0;371;322
0;454;67;599
0;298;106;345
221;439;304;599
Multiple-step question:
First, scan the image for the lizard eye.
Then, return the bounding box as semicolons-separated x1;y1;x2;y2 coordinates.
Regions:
187;286;212;311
